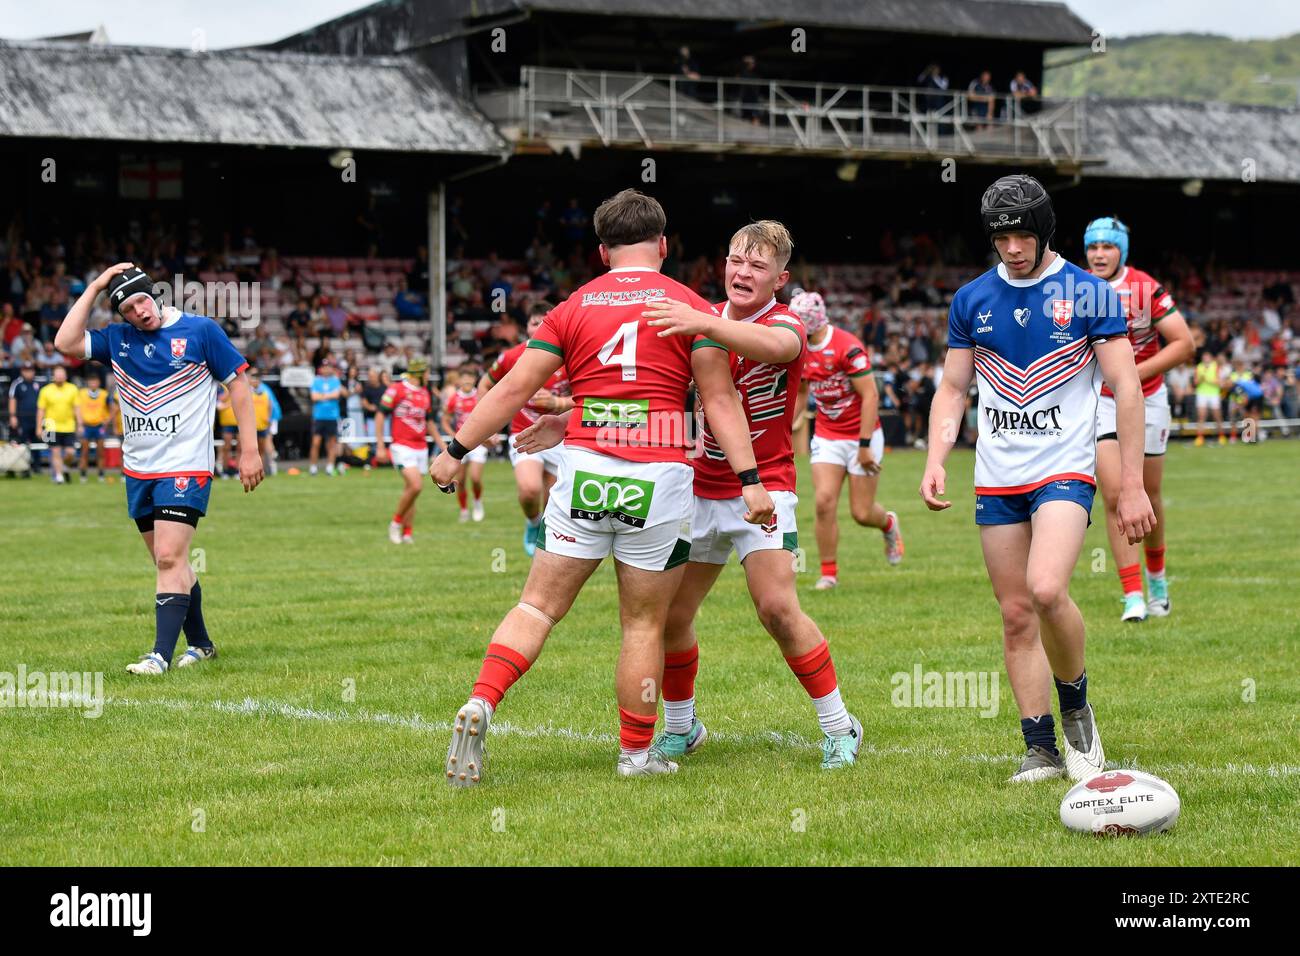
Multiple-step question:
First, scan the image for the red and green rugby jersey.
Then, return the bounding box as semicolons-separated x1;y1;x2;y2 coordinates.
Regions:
693;298;806;498
527;267;721;463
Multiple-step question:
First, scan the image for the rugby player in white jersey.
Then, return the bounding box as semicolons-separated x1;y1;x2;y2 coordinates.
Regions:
55;265;264;674
920;176;1154;783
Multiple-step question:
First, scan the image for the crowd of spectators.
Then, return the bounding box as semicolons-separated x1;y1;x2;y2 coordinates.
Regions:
3;207;1298;470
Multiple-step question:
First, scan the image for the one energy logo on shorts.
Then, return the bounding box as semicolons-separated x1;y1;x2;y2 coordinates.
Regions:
580;397;648;429
570;471;655;528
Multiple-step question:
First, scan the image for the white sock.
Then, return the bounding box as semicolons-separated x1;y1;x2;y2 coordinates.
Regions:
664;697;695;734
1147;568;1166;582
620;747;649;767
812;687;852;737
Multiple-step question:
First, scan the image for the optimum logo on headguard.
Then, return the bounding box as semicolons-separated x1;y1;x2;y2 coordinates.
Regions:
981;174;1056;270
107;267;159;316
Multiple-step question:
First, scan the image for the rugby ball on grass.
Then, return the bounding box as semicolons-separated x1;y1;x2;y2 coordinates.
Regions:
1060;770;1180;836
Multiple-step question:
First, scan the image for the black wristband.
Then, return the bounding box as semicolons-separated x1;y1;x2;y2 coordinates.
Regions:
448;438;470;461
858;438;872;448
737;467;761;487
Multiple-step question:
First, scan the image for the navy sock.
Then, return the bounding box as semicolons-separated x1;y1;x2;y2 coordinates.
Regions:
183;581;212;648
1055;670;1088;713
152;593;191;664
1020;714;1058;755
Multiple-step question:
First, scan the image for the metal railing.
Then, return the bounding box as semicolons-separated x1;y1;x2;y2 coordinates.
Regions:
476;67;1095;166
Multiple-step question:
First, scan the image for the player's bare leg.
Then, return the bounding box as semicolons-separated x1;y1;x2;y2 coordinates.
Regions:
395;466;422;543
655;561;725;755
849;472;904;566
455;462;470;521
1097;440;1146;622
1141;455;1170;615
613;558;686;776
446;550;600;786
469;459;486;522
981;520;1063;782
309;433;321;473
744;548;861;766
1026;500;1102;781
326;435;339;473
811;462;846;588
514;458;545;555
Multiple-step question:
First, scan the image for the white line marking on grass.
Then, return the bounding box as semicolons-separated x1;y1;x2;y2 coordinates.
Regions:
91;695;1300;778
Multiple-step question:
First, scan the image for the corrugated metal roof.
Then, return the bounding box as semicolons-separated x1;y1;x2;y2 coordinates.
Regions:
469;0;1095;44
1088;98;1300;183
0;39;508;155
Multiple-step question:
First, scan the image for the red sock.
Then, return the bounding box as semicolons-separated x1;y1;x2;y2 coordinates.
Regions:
618;707;657;751
1144;546;1166;575
473;485;483;502
882;513;895;533
392;512;403;524
457;487;467;508
820;560;838;578
471;642;531;709
1118;562;1143;596
402;523;412;535
785;640;839;699
662;646;699;701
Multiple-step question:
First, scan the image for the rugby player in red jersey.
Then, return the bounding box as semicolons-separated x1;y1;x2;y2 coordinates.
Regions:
374;357;445;544
794;292;903;589
638;220;864;768
430;190;772;784
480;300;574;555
441;365;491;522
1084;217;1194;622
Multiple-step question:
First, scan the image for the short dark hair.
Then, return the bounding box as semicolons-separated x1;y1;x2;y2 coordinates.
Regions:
593;189;666;249
528;299;556;318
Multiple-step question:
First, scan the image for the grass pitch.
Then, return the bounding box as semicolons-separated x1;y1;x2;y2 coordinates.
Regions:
1;441;1296;865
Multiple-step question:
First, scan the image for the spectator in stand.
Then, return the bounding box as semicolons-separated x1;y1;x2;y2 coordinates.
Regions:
36;339;63;371
1;302;20;347
394;276;427;320
559;198;589;248
1010;70;1039;115
323;296;350;339
676;45;702;100
1263;274;1294;319
916;63;950;115
737;54;762;123
966;70;996;130
377;341;402;376
309;360;343;476
287;297;313;350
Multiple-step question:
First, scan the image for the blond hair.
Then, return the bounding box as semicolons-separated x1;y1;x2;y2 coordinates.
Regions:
729;220;793;271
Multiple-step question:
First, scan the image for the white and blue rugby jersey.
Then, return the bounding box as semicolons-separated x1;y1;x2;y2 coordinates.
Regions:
84;310;247;478
948;255;1126;494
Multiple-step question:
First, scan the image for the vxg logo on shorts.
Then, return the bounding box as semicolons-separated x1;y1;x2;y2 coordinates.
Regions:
581;397;648;429
570;471;656;528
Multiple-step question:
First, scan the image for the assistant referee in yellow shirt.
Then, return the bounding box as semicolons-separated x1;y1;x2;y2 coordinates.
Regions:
36;364;79;484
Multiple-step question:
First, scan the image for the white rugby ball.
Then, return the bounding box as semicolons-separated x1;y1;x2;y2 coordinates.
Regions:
1060;769;1180;836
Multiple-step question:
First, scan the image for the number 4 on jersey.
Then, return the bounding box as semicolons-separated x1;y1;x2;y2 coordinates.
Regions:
598;320;638;382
